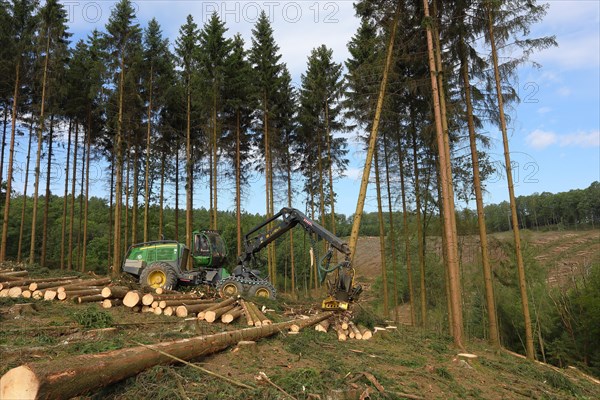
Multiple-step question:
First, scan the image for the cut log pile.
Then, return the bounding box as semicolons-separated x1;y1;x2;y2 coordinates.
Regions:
311;311;373;341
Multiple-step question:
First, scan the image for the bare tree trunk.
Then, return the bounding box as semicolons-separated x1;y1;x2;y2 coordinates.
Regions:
123;140;130;255
132;145;139;245
487;7;534;359
68;122;79;270
460;39;499;347
0;59;21;260
286;143;295;297
17;119;34;263
185;84;193;269
40;115;55;267
81;113;92;272
0;106;7;187
112;55;126;277
59;120;72;269
76;126;86;270
144;69;153;242
324;102;337;263
383;130;399;322
374;147;389;317
411;127;426;327
211;94;218;230
348;7;399;261
29;35;52;264
263;92;273;284
422;0;464;349
158;154;165;239
235;111;242;255
398;136;415;325
174;137;179;241
108;154;114;272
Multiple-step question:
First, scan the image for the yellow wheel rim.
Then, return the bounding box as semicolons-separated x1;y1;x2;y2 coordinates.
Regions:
221;283;239;297
255;287;271;298
148;270;167;288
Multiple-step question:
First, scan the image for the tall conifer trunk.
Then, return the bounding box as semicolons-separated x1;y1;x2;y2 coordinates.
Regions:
1;59;21;260
235;111;242;255
29;34;52;263
113;55;126;277
17;119;34;263
374;147;389;317
185;82;193;269
487;6;534;359
60;120;72;269
422;0;464;348
81;113;92;272
68;122;79;270
412;126;426;326
158;154;165;239
143;68;153;242
460;37;499;347
383;130;399;321
41;115;55;267
0;107;7;186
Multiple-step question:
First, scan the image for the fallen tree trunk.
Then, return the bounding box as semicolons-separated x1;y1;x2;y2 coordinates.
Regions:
28;277;81;291
204;304;236;323
123;291;143;308
249;302;271;326
240;299;254;326
198;297;237;321
76;294;105;304
159;299;214;309
0;312;332;400
101;286;129;299
175;303;215;318
221;306;243;324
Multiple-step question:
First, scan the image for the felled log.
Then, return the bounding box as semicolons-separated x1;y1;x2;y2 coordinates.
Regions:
146;293;201;302
141;293;155;306
221;306;243;324
358;325;372;340
21;290;32;299
28;277;81;291
76;294;105;304
335;324;347;341
198;297;237;321
32;290;43;300
56;278;112;292
8;287;22;298
43;290;57;301
153;307;163;315
158;299;214;309
59;288;103;301
123;291;143;308
240;300;254;326
244;301;261;326
163;307;174;316
0;270;28;279
249;302;271;325
0;312;332;400
349;323;362;340
0;288;9;297
101;286;129;299
101;299;122;309
175;303;215;318
315;319;330;333
204;304;236;323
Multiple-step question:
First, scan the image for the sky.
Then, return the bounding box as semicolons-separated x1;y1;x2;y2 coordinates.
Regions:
7;1;600;217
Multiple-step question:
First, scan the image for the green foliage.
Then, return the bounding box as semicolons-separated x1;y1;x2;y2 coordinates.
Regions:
72;305;113;329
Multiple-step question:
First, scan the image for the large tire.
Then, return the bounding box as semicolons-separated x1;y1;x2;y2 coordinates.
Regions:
216;277;245;298
139;262;178;290
248;281;276;299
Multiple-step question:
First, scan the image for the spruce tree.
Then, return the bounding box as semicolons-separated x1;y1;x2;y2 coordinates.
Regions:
103;0;141;275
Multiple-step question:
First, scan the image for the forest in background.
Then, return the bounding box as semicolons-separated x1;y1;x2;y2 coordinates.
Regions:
1;0;598;378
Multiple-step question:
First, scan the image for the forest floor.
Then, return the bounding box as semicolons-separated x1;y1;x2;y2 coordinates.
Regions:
1;230;599;399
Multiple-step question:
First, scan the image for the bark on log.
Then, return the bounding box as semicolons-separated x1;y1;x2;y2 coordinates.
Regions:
28;277;81;291
198;297;237;321
147;293;202;301
221;306;243;324
204;304;236;323
159;299;214;309
76;294;105;304
101;299;122;309
240;300;254;326
315;319;330;333
0;270;28;278
249;302;271;325
244;301;261;326
56;278;112;293
0;313;333;400
101;286;129;299
358;325;372;340
175;303;215;318
123;291;142;308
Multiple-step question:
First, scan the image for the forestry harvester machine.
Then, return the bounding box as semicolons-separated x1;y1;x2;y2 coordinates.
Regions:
123;207;362;309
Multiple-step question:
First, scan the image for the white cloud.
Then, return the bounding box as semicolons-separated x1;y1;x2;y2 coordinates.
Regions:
537;106;552;114
344;167;363;181
559;130;600;148
526;129;557;149
557;86;572;97
526;129;600;149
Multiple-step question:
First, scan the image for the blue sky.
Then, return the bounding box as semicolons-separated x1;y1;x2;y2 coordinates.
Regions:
8;1;600;217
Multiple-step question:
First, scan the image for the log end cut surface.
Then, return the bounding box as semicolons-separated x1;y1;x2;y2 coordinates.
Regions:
0;365;39;400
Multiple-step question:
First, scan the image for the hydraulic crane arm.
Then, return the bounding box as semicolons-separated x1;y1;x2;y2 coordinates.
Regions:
238;207;362;309
239;207;350;265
